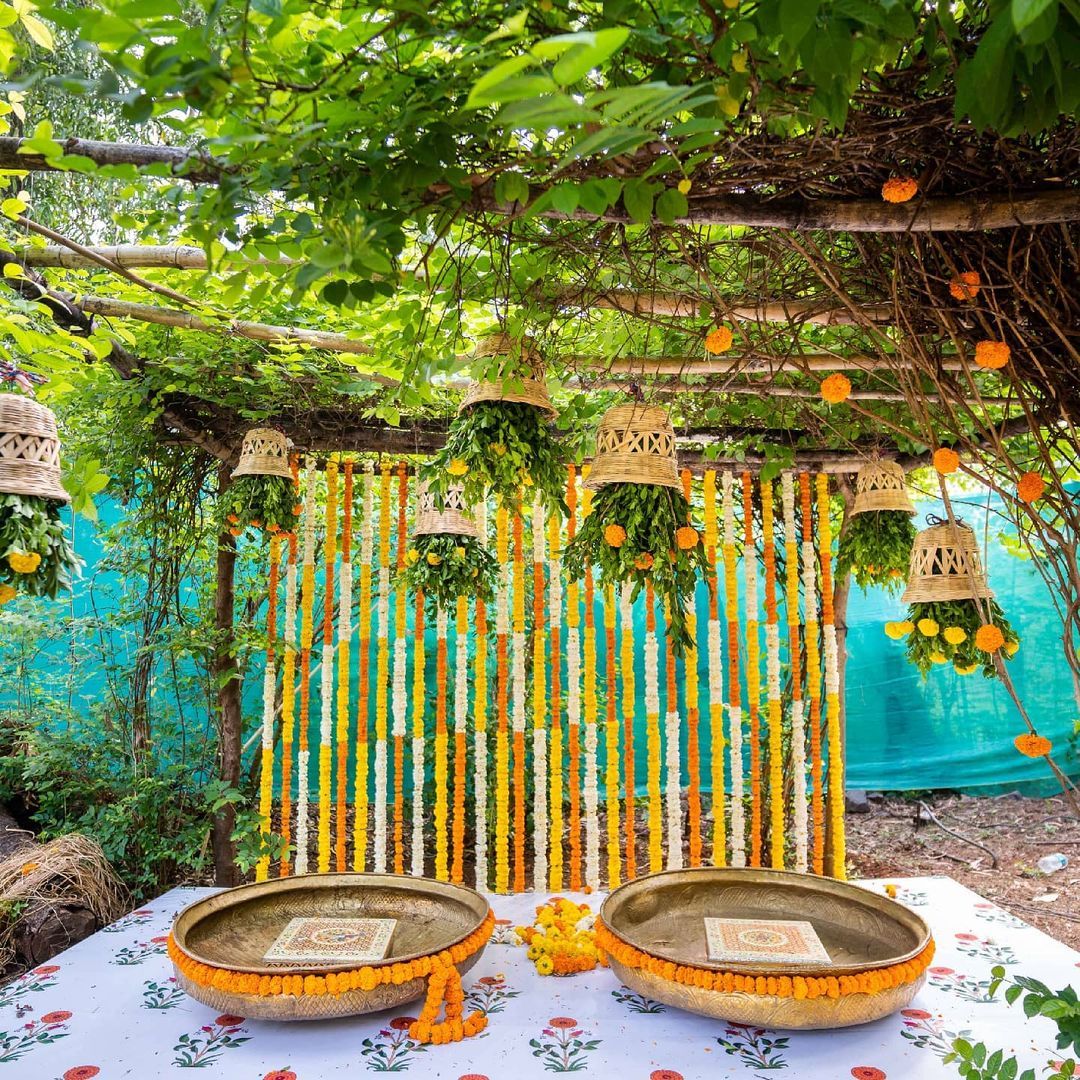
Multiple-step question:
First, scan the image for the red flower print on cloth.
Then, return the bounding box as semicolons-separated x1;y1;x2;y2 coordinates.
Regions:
928;967;954;976
63;1069;100;1080
459;1075;490;1080
214;1014;245;1028
263;1071;297;1080
954;933;978;942
652;1070;685;1080
901;1009;933;1020
549;1016;578;1029
852;1069;886;1080
389;1016;417;1031
41;1011;72;1025
33;965;60;976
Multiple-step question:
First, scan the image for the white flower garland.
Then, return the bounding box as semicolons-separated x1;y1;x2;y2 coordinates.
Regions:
782;473;808;872
473;500;489;890
548;511;564;890
531;497;548;890
353;462;374;871
802;485;821;871
295;456;317;875
373;468;391;874
664;705;683;870
643;594;662;872
723;471;746;868
282;527;298;871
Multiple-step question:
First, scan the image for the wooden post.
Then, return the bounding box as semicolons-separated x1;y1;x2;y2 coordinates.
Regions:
212;462;243;886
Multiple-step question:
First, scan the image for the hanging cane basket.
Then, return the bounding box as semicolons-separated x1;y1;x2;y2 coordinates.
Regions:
0;393;70;503
460;334;556;417
414;483;480;539
901;520;994;603
232;428;294;480
851;461;916;516
584;403;681;490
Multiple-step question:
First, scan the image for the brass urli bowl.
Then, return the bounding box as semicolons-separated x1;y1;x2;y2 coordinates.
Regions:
600;867;932;1030
170;873;491;1021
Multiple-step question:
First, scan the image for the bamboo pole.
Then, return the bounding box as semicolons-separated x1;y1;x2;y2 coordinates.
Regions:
12;244;297;269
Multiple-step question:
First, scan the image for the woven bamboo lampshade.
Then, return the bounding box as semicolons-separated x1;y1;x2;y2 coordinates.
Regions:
583;403;681;490
851;461;916;516
232;428;293;480
415;483;480;539
0;392;70;503
460;333;556;417
901;519;994;603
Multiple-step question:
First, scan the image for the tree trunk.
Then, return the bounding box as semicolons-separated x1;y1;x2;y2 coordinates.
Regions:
212;464;242;887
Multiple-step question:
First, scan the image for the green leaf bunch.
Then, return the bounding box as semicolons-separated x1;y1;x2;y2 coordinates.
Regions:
563;481;707;656
220;475;300;538
0;492;80;598
897;598;1019;679
837;510;917;593
426;401;568;516
397;532;497;614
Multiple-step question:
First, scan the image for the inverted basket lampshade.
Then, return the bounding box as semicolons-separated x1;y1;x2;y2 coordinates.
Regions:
901;520;993;604
583;403;681;490
851;461;916;516
0;392;70;503
460;333;556;417
414;482;480;539
232;428;293;480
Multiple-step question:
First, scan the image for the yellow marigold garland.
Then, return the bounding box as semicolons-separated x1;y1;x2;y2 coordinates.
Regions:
565;466;583;891
644;580;662;872
801;473;825;875
782;473;808;873
373;461;392;873
392;462;408;875
595;919;935;1000
722;471;745;867
434;607;449;881
619;581;637;879
762;477;784;869
318;459;338;874
335;462;353;872
411;588;427;877
682;469;702;868
494;502;511;893
279;476;299;877
353;462;374;872
255;533;281;883
742;472;763;867
703;470;725;867
296;456;317;874
548;510;565;890
512;509;528;894
473;499;490;890
532;496;548;890
452;595;468;884
604;584;621;888
582;479;601;890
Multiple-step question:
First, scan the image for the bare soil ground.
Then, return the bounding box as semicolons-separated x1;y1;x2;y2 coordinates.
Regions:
846;791;1080;950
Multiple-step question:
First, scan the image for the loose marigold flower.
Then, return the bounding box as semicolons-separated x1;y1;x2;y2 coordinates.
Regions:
975;340;1010;370
820;373;852;404
881;177;918;203
704;325;734;354
954;662;977;675
974;623;1005;652
942;626;967;645
634;552;654;570
6;550;41;574
446;458;469;476
0;583;15;605
675;525;700;550
933;447;960;475
1017;471;1045;503
916;618;939;637
1014;732;1051;758
603;524;626;547
884;621;907;641
426;552;442;566
949;271;981;301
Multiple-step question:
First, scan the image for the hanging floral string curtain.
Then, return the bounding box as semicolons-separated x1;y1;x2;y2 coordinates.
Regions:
261;460;843;889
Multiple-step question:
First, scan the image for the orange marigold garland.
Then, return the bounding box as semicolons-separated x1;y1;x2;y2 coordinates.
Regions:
703;470;725;867
511;509;528;894
548;509;565;890
531;495;549;890
975;340;1010;370
408;957;488;1045
604;584;622;888
373;462;392;872
317;459;338;875
411;586;427;878
335;462;353;872
881;176;918;203
801;473;825;875
494;502;511;893
279;526;299;877
452;595;468;884
782;473;808;873
1014;733;1052;758
354;463;374;872
722;471;745;867
595;919;935;1000
762;477;784;869
392;462;408;875
295;456;317;874
473;500;490;890
565;467;583;891
255;533;282;883
582;476;602;890
682;469;702;869
742;472;763;867
619;581;637;879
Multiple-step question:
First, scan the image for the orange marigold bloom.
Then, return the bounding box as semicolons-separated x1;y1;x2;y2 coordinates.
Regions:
974;623;1005;653
675;526;700;550
704;325;734;354
933;447;960;475
634;552;654;570
881;177;918;203
975;340;1010;370
949;271;981;301
820;373;852;404
1017;471;1045;503
1014;732;1052;758
603;524;627;548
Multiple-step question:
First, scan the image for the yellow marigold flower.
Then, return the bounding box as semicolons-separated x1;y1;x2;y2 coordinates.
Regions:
820;373;851;404
0;583;15;605
975;623;1005;652
881;176;918;203
535;954;554;976
454;546;466;559
954;662;978;675
526;944;541;962
1004;639;1020;657
884;621;907;641
942;626;967;645
6;551;41;574
677;178;692;195
916;618;939;637
603;524;627;548
446;458;469;476
490;443;507;457
897;620;914;635
406;549;420;565
426;552;442;566
884;883;897;898
704;325;734;354
1014;732;1051;758
974;340;1010;370
949;271;981;301
929;652;948;664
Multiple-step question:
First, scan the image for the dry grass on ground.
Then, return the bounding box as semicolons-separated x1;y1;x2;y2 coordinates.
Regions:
847;792;1080;950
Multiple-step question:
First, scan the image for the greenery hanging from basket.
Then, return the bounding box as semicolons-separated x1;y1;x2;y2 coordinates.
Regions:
886;599;1019;678
837;511;917;593
398;533;497;613
221;428;299;538
426;335;567;516
0;492;80;602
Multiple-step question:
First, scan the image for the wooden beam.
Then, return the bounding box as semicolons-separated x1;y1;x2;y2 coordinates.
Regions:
11;244;296;270
3;136;1074;232
599;354;966;375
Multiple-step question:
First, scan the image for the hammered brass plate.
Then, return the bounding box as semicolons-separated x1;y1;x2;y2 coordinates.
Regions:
171;873;491;1021
601;867;931;1030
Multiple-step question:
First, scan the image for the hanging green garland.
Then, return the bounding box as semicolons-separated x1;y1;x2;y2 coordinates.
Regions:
398;533;497;613
886;598;1019;678
221;474;300;537
837;510;918;592
0;492;79;602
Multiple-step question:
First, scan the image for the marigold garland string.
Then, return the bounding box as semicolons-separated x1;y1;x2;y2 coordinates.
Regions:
548;509;565;890
392;462;408;875
411;589;427;877
372;462;392;874
742;472;763;867
603;583;621;888
473;499;490;891
783;472;808;873
531;495;549;891
452;594;468;884
722;471;746;867
818;473;846;879
683;469;702;868
619;581;636;879
801;472;825;875
644;579;662;873
761;476;784;869
433;606;449;881
581;476;601;891
335;462;353;872
703;470;725;867
494;502;511;893
353;462;374;872
317;458;338;874
255;532;281;883
511;508;528;893
279;503;299;878
295;456;316;875
664;596;684;871
564;466;583;891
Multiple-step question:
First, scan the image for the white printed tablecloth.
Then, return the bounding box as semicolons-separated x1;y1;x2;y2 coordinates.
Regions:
1;876;1076;1079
